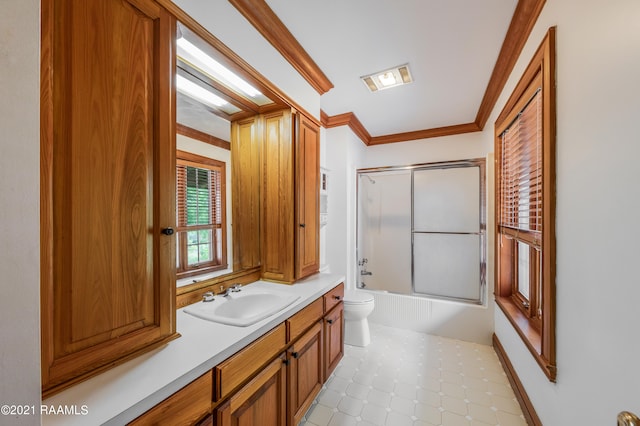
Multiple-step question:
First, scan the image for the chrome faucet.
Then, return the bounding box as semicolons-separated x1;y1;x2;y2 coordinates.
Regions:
220;284;242;297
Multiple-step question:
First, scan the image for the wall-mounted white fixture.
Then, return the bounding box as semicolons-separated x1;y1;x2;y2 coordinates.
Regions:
360;64;413;92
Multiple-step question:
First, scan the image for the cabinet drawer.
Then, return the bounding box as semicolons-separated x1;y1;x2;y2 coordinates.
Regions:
215;323;286;401
287;298;323;342
129;372;212;426
323;282;344;313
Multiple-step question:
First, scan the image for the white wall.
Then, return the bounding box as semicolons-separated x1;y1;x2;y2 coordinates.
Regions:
323;126;496;344
489;0;640;423
324;127;367;287
0;0;42;424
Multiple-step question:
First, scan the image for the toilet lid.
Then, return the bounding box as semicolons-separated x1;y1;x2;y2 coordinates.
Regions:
343;290;374;304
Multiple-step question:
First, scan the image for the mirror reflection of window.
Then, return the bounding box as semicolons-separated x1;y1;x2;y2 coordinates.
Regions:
176;155;226;278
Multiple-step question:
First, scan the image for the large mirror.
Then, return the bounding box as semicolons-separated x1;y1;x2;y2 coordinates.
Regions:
174;20;283;293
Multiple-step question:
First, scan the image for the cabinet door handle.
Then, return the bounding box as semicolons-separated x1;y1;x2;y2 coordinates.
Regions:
283;359;290;366
299;223;306;228
327;319;334;324
291;351;299;359
161;227;174;236
333;295;341;301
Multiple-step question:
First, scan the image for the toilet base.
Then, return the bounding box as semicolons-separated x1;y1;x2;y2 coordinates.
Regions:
344;318;371;347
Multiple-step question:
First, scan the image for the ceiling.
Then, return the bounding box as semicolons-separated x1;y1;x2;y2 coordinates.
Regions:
263;0;518;139
177;0;543;145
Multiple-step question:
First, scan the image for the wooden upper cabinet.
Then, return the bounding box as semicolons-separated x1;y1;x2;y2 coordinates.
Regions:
295;114;321;279
41;0;177;395
231;116;262;271
261;110;320;283
262;109;296;282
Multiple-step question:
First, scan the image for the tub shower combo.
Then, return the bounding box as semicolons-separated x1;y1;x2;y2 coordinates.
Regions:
354;158;488;339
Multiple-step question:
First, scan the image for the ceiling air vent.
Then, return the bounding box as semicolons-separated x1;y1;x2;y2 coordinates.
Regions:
360;64;413;93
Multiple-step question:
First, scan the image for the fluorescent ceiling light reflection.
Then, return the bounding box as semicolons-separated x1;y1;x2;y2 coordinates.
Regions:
176;75;228;108
177;37;262;98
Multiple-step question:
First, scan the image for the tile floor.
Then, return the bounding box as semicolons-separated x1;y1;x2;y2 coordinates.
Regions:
300;323;527;426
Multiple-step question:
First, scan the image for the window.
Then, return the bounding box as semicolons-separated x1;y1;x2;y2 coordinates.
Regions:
495;28;556;381
176;150;227;278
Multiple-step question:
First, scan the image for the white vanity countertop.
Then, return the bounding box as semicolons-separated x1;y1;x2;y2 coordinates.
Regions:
42;273;345;426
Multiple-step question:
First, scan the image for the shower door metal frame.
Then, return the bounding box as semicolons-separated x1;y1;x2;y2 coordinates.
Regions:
356;158;486;305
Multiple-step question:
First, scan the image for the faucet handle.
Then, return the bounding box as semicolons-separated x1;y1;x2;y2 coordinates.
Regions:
231;284;242;292
202;291;215;302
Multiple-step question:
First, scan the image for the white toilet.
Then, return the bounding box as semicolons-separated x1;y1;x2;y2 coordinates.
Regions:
343;290;375;347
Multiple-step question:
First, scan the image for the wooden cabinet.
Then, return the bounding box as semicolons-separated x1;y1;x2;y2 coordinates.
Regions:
214;324;286;401
40;0;177;395
261;109;320;283
295;114;321;279
324;303;344;379
132;283;344;426
231;116;262;271
129;373;212;426
215;355;287;426
287;322;324;426
322;283;344;378
262;109;295;282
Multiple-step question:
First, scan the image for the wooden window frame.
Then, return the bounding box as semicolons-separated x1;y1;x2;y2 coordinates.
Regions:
176;150;227;278
494;27;556;381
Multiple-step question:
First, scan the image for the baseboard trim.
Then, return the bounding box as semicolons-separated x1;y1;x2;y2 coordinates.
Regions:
492;333;542;426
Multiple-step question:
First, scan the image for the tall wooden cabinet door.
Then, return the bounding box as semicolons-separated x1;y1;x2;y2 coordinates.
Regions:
40;0;177;394
324;303;344;379
231;116;262;271
288;322;323;426
215;355;287;426
295;114;320;279
261;109;295;282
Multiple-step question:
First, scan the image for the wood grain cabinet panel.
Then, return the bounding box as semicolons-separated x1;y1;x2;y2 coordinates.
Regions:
287;322;324;426
40;0;177;395
215;355;287;426
261;109;295;282
295;114;321;279
261;109;320;283
231;116;262;271
286;298;323;343
324;303;344;379
214;324;286;401
323;282;344;313
129;373;213;426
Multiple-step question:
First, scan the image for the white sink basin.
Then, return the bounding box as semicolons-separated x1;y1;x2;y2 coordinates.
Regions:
184;288;300;326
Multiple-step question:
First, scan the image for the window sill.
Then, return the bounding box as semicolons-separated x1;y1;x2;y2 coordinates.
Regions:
177;267;232;288
495;296;556;382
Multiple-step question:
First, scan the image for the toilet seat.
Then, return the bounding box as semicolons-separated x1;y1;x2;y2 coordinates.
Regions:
343;290;374;304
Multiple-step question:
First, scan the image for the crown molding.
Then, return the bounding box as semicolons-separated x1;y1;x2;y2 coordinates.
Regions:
369;123;482;145
474;0;546;129
233;0;544;145
228;0;334;95
321;111;371;145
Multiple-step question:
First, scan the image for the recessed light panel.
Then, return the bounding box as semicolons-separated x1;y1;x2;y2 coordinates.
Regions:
360;64;413;92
